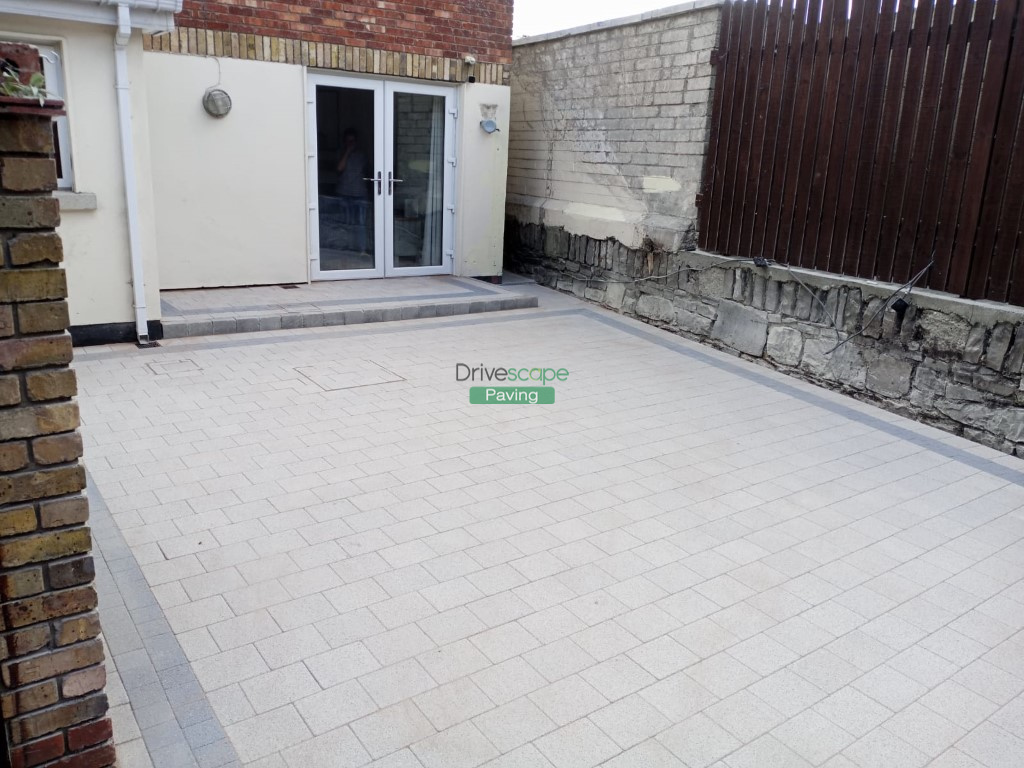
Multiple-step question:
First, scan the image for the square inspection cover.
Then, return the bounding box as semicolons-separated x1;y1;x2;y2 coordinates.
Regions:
295;360;405;391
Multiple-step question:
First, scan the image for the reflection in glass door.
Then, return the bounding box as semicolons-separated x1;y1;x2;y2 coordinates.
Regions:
386;89;450;274
307;75;454;279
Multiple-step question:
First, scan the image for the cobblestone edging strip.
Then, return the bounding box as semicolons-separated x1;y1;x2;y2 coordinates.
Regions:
506;223;1024;457
0;46;115;768
90;477;240;768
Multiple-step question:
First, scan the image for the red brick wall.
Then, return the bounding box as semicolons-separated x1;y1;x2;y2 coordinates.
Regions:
176;1;514;64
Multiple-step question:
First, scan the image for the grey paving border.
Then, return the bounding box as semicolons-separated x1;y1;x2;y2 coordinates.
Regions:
160;275;501;317
90;473;242;768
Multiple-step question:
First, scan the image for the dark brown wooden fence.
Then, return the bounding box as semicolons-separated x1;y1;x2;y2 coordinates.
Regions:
698;0;1024;305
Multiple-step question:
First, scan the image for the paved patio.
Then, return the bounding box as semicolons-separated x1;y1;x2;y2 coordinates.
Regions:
77;281;1024;768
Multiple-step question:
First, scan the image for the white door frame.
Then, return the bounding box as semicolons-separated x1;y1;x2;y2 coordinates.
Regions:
306;73;456;280
306;73;385;280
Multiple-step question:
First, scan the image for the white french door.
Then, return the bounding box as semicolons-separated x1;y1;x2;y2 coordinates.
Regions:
307;74;456;279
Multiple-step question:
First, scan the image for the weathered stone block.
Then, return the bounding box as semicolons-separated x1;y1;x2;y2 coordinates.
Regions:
710;301;768;356
0;335;72;371
24;369;76;401
0;197;60;229
48;557;95;590
935;401;1024;443
2;585;97;630
0;158;57;193
866;358;913;397
604;281;625;310
0;506;36;538
917;310;971;355
636;294;676;323
964;324;986;364
0;528;91;568
766;326;803;367
0;442;29;472
0;270;66;303
0;374;19;405
8;232;63;266
12;692;107;742
0;567;44;601
54;614;102;647
801;338;867;387
0;116;54;154
31;432;83;465
0;305;13;338
18;302;70;334
0;465;86;506
62;665;106;698
0;680;58;720
39;497;89;529
983;323;1014;371
0;402;79;439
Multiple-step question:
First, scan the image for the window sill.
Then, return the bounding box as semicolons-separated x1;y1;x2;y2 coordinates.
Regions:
55;190;97;211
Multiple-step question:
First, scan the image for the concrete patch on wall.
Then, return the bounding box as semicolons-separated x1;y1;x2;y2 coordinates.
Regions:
505;220;1024;456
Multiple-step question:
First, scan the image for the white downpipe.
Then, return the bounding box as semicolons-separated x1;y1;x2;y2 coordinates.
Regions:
113;3;150;343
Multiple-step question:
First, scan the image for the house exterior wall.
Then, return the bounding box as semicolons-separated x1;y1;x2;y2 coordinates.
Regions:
506;2;721;252
143;52;308;290
0;18;162;331
454;83;511;278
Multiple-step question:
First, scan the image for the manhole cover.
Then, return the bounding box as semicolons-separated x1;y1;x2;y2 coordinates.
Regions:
146;359;201;376
296;360;404;391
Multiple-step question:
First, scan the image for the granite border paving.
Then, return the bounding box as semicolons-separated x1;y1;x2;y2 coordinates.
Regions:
91;472;242;768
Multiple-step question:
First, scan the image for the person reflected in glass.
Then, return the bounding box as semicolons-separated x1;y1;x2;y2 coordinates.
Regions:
336;128;370;255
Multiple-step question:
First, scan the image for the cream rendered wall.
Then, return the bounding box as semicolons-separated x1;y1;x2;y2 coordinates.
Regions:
454;83;510;278
144;53;307;289
0;17;161;326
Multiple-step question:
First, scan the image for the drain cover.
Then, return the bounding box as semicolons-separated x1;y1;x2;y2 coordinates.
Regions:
295;360;404;391
146;359;201;376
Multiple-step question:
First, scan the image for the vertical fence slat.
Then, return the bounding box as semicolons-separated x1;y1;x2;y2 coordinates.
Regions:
887;0;955;284
706;0;748;251
750;0;800;260
816;0;873;273
765;0;816;262
845;0;905;279
960;0;1022;298
870;0;937;281
724;0;770;254
738;0;785;258
698;1;736;250
786;0;839;266
929;0;998;294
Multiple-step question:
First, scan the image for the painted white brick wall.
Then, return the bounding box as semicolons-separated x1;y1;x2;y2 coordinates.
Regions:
506;4;723;251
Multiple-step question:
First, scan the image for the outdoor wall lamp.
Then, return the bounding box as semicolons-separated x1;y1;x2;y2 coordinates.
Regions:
203;87;232;118
480;119;499;134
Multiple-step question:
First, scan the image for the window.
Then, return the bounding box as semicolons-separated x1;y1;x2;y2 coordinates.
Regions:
2;42;73;189
36;44;73;190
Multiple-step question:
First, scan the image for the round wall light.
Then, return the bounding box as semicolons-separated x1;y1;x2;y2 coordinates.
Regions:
480;119;499;134
203;87;232;118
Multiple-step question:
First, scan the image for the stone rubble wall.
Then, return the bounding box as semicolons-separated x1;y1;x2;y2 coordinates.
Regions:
0;83;114;767
506;222;1024;456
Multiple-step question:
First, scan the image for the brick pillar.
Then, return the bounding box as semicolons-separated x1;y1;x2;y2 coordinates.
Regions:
0;45;114;768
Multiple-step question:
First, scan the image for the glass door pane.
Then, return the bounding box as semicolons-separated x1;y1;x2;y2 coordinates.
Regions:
387;89;449;273
313;82;382;276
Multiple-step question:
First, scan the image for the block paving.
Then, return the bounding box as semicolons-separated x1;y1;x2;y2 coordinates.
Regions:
76;285;1024;767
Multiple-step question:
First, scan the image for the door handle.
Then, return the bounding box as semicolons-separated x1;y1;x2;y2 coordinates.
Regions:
363;172;382;195
387;171;404;195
